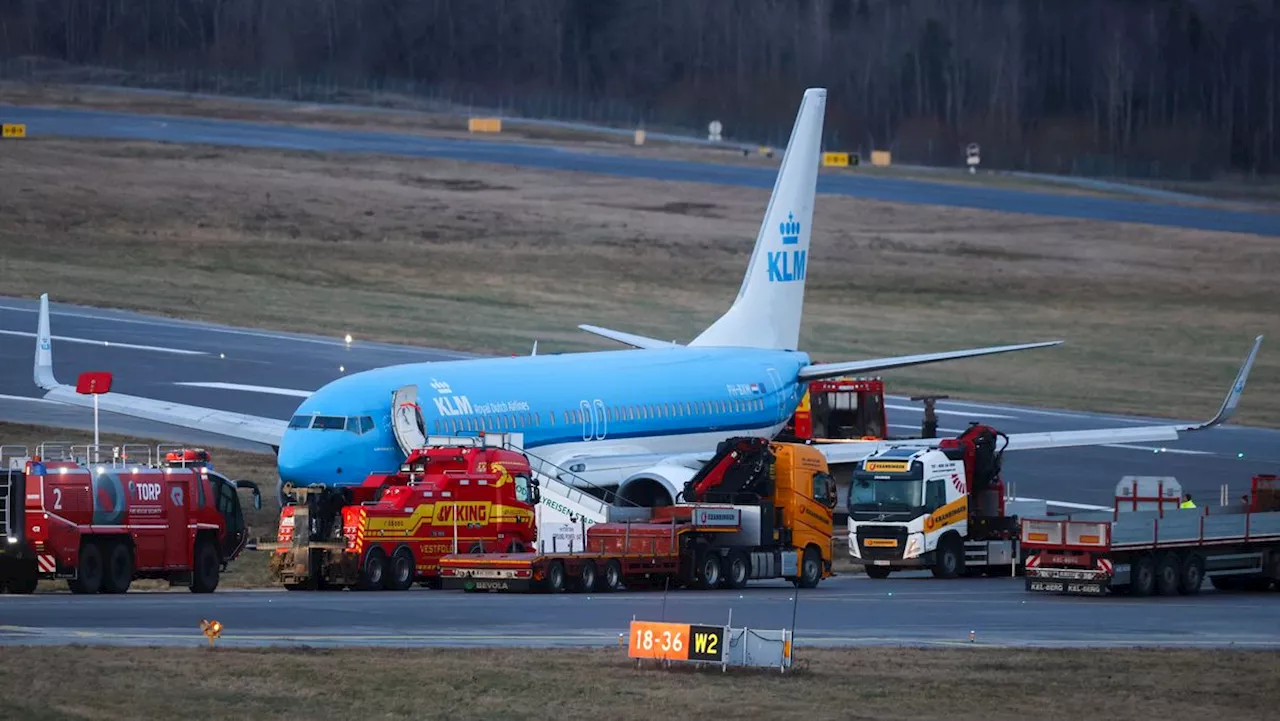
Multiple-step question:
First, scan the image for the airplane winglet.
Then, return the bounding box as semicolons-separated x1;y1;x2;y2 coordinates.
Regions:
578;324;680;350
34;293;58;391
1177;334;1263;431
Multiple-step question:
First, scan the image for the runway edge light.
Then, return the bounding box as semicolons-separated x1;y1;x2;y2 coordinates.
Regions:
200;618;223;647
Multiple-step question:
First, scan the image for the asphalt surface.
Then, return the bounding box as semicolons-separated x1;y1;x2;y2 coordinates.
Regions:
3;574;1279;649
5;104;1280;237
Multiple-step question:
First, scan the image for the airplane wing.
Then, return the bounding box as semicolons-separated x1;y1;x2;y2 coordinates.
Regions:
577;324;679;350
31;294;287;449
798;341;1063;381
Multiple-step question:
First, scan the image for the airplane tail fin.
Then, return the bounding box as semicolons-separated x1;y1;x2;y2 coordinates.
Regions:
688;87;826;351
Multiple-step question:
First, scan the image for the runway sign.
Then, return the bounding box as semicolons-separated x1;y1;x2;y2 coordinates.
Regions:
822;152;850;167
628;620;726;664
871;150;892;167
2;123;26;138
468;117;502;133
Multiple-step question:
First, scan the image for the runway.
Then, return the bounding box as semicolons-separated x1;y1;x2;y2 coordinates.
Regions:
3;574;1279;649
5;104;1280;237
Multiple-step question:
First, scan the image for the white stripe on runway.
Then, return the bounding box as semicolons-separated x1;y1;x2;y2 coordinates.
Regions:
1012;496;1113;512
0;393;59;405
885;404;1017;420
1102;444;1215;456
0;329;206;356
176;382;313;398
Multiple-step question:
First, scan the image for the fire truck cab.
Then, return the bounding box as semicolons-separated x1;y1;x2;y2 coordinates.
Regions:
778;378;888;442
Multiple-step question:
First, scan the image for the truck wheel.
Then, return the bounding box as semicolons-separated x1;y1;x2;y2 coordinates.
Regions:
695;551;723;590
386;548;415;591
576;560;598;593
865;566;891;579
724;550;750;589
68;541;104;594
1156;552;1180;595
601;559;623;592
189;540;221;594
507;540;527;554
931;537;962;579
6;563;38;595
546;560;567;593
359;548;387;591
1130;554;1156;597
796;547;822;589
102;542;134;594
1178;553;1205;596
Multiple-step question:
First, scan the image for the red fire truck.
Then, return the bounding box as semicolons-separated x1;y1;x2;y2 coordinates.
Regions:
0;444;262;595
270;438;541;591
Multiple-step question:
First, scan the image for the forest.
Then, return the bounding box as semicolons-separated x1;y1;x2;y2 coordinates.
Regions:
2;0;1277;179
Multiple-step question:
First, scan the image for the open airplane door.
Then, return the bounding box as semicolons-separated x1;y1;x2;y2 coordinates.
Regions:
392;385;428;457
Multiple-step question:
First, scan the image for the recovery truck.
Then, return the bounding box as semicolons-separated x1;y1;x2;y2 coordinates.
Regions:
0;442;262;594
778;377;888;442
1022;474;1280;596
269;437;542;591
436;436;839;593
847;424;1045;578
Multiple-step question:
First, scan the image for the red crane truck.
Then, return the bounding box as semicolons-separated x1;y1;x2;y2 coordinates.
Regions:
436;437;839;593
0;444;262;595
1022;474;1280;596
269;439;541;591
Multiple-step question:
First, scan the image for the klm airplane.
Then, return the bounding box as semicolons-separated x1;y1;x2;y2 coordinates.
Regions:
30;88;1262;509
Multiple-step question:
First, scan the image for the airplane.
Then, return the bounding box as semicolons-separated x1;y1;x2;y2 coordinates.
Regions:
29;87;1263;514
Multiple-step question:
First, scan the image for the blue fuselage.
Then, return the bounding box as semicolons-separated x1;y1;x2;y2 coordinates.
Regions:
277;347;811;488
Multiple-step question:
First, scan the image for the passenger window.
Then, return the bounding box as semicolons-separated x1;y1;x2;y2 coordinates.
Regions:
926;479;946;511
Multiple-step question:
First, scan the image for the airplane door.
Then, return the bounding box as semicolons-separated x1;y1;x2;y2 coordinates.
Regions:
579;400;592;441
766;368;786;423
593;399;607;440
392;385;428;456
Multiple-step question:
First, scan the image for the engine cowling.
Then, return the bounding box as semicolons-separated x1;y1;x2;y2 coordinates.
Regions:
615;463;699;507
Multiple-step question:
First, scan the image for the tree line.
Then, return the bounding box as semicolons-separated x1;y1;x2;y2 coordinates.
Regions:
2;0;1277;179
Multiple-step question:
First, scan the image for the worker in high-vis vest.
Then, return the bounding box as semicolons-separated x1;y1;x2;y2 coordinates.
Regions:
1180;493;1197;509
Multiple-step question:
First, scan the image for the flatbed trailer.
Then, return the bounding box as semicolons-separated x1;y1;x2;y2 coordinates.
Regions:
1022;474;1280;596
440;502;830;593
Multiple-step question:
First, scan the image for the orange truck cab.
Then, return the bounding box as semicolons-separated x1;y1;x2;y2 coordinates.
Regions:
271;443;540;591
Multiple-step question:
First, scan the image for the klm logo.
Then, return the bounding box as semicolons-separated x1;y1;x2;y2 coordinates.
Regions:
767;212;806;283
434;395;473;416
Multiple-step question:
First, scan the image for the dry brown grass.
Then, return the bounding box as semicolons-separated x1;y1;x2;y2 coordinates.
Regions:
0;645;1277;721
0;137;1276;426
0;421;280;590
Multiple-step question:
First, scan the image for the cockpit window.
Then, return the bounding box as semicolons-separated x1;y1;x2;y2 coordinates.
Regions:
312;415;347;431
360;416;375;434
288;415;312;429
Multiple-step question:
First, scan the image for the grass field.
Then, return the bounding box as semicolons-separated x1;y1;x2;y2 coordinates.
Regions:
1;645;1278;721
2;132;1275;427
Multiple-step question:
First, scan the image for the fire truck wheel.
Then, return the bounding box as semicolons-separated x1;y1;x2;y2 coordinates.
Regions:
600;559;623;591
1156;552;1181;595
864;566;891;580
386;548;415;591
359;548;387;591
6;567;38;595
576;560;598;593
102;542;134;594
723;550;750;589
190;540;221;594
1130;554;1156;597
68;541;104;594
796;546;822;589
1178;553;1205;595
546;560;567;593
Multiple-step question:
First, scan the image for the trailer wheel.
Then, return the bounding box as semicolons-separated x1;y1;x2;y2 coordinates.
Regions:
864;566;891;579
1130;554;1156;597
386;548;415;591
724;550;750;589
68;541;104;594
931;536;963;579
601;559;623;591
102;542;134;594
1156;552;1180;595
546;560;567;593
576;560;598;593
189;540;221;594
359;548;387;591
1178;553;1205;596
796;547;822;589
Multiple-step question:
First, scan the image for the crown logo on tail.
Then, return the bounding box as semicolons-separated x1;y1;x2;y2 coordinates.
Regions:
429;378;452;394
779;212;801;245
